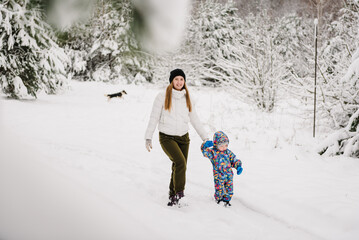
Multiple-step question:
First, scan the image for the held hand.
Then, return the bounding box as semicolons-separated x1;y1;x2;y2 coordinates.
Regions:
203;140;213;148
145;139;152;152
236;166;243;175
202;138;209;144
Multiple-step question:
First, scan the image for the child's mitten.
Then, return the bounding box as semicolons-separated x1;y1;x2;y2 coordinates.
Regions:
204;140;213;148
236;166;243;175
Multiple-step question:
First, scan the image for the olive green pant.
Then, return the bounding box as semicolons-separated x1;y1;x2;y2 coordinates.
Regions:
159;132;190;196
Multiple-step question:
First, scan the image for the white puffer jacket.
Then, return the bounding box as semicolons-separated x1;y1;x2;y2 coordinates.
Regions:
145;89;208;141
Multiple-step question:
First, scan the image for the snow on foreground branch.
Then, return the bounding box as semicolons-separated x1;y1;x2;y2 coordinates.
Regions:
318;108;359;157
131;0;191;53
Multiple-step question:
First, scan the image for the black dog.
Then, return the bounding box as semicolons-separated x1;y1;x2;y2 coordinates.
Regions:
105;90;127;101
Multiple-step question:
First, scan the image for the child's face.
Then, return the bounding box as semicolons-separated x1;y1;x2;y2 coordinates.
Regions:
218;143;228;151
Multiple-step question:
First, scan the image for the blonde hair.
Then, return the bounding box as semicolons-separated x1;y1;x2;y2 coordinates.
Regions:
164;82;192;112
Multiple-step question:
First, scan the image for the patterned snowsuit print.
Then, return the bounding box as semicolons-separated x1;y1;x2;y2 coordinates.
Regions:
201;131;242;202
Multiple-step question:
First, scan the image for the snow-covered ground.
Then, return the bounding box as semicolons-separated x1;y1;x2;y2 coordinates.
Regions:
1;81;359;240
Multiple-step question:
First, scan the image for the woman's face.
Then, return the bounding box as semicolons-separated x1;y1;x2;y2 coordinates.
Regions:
172;76;185;90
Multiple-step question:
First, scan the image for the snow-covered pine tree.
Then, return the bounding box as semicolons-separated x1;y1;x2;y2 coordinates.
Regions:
318;0;359;157
274;14;312;79
271;14;315;113
0;0;68;99
63;0;153;83
315;0;359;127
187;0;241;85
278;1;359;125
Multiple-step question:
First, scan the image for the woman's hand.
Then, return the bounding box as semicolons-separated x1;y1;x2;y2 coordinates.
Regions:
202;138;209;143
145;139;152;152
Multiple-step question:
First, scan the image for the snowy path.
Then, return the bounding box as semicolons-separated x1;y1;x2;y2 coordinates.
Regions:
1;82;359;240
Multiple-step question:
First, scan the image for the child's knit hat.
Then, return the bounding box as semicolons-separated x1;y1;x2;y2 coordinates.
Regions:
213;131;229;148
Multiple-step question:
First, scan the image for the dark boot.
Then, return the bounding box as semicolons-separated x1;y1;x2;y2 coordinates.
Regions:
176;191;184;200
167;194;178;206
223;201;231;207
176;191;188;206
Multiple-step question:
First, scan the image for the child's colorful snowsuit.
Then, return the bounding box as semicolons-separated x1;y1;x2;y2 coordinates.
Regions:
201;131;242;202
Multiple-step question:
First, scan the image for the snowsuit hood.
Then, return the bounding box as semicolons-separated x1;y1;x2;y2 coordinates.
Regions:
213;131;229;149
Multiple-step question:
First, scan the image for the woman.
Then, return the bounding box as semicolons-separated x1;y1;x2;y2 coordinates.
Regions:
145;68;208;206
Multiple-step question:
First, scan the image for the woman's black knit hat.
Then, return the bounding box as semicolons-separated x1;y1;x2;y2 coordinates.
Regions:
169;69;186;83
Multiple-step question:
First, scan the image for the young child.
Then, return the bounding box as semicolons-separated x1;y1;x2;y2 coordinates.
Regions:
201;131;243;206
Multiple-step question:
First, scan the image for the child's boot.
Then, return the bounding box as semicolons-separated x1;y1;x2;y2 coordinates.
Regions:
223;201;231;207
